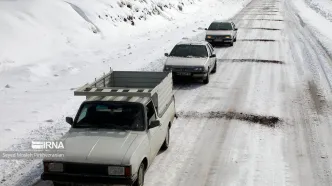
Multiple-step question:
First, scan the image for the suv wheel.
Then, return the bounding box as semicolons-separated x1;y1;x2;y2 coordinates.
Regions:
133;163;145;186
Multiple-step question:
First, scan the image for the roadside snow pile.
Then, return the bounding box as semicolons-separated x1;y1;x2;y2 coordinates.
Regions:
0;0;198;71
292;0;332;54
304;0;332;22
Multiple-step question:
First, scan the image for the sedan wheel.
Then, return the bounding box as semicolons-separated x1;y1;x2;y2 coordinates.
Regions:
133;163;145;186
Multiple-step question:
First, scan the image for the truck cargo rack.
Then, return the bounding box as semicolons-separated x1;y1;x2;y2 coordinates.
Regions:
73;68;173;114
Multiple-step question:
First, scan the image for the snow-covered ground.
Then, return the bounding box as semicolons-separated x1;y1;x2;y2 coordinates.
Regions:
0;0;251;185
292;0;332;61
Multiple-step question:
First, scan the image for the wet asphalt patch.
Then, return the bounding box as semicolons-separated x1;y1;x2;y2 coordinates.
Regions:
218;59;284;64
240;27;281;31
237;39;277;42
177;111;282;127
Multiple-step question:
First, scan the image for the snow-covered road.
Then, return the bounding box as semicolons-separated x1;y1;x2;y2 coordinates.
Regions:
4;0;332;185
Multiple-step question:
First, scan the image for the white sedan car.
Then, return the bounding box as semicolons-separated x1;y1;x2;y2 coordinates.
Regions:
163;41;217;84
205;21;238;46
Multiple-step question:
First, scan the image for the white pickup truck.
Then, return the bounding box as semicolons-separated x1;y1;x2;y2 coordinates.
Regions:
41;69;177;186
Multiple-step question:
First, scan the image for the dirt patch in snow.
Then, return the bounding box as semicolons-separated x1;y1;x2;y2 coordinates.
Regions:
238;39;277;42
239;18;284;21
177;111;282;127
240;27;281;31
308;81;326;114
241;13;278;15
218;58;284;64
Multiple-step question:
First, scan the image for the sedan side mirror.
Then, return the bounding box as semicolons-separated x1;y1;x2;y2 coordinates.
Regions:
66;117;74;125
210;54;216;58
164;53;169;57
149;120;161;129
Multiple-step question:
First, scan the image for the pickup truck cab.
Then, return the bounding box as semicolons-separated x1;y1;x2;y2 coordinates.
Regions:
205;21;238;46
163;41;217;84
41;70;176;186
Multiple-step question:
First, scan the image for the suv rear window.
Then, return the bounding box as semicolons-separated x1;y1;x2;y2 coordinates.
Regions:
208;22;232;30
169;44;208;58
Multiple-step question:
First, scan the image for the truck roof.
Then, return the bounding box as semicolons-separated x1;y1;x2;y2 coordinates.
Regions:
83;90;152;105
212;20;231;23
177;40;209;45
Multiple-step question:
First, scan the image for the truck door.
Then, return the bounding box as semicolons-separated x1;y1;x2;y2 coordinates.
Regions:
146;101;162;158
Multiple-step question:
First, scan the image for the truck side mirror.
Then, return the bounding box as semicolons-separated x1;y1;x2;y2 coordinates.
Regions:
164;53;169;57
149;120;161;129
66;117;74;125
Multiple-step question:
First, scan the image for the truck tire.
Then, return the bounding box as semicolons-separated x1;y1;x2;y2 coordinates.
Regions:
133;163;145;186
203;72;210;84
212;61;217;73
161;127;170;150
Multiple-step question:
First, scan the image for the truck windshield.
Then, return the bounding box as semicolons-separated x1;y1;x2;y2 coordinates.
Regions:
208;22;232;30
74;102;145;131
169;44;208;58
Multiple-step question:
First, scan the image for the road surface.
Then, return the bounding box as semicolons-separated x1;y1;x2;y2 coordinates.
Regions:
34;0;332;185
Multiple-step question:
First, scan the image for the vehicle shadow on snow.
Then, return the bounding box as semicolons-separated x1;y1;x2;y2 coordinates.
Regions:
172;78;206;88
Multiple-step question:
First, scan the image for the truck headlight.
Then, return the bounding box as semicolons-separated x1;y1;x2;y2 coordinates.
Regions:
108;166;125;176
45;162;63;172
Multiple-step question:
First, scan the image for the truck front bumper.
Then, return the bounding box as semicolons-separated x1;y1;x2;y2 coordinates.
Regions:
41;172;134;185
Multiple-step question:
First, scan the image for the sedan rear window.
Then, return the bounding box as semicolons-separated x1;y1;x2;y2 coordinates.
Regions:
169;45;208;58
208;22;232;30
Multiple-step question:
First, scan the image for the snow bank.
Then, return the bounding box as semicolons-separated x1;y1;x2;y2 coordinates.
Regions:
292;0;332;58
304;0;332;22
0;0;198;71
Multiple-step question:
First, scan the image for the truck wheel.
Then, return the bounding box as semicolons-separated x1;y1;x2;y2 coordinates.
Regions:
161;127;170;150
203;72;210;84
212;61;217;73
133;163;145;186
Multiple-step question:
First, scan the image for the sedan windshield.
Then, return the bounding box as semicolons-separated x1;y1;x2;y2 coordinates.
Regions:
169;45;208;58
74;102;145;131
208;22;233;30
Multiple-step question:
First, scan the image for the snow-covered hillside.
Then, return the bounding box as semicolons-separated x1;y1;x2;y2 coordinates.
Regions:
0;0;251;185
0;0;198;71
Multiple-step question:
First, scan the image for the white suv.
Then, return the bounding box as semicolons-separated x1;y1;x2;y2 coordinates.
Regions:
163;41;217;84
